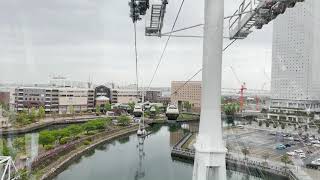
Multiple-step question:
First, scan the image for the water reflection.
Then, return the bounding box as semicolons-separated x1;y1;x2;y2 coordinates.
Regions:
54;125;267;180
135;137;145;180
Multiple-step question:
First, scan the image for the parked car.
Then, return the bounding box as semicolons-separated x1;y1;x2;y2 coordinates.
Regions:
313;144;320;148
285;137;294;141
237;125;244;129
284;144;291;148
311;158;320;166
276;144;286;150
294;138;300;142
286;151;295;156
299;153;306;159
294;149;304;153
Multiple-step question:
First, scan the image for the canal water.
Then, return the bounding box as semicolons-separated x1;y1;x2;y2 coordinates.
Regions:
53;123;284;180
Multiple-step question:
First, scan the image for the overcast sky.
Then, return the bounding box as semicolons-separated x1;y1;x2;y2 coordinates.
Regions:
0;0;272;90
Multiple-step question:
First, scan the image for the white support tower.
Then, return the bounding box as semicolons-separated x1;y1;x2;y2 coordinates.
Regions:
0;156;19;180
192;0;226;180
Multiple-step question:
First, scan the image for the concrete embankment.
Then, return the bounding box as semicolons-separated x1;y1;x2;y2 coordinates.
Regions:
38;125;139;180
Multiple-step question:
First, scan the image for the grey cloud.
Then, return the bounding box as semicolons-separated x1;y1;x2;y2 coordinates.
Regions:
0;0;272;90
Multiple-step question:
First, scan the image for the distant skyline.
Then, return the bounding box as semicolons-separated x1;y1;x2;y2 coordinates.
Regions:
0;0;272;90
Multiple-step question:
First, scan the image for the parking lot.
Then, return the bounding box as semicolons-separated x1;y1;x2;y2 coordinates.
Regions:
224;127;320;166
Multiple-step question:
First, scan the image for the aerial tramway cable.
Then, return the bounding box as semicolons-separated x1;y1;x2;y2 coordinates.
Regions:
147;0;186;90
172;39;238;95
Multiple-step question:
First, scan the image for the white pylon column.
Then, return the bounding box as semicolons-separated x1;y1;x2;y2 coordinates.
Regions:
192;0;226;180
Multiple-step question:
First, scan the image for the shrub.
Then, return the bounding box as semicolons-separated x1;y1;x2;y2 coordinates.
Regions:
117;115;131;126
83;140;91;146
39;130;55;147
60;137;70;145
44;144;54;150
86;131;96;136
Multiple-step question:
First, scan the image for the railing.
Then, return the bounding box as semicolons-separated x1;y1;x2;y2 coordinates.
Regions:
229;0;254;36
171;148;312;180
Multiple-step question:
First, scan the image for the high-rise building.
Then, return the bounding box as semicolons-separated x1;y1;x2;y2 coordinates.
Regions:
270;0;320;118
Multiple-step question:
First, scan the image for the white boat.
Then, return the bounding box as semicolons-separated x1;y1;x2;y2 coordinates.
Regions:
137;128;147;136
148;106;156;118
166;105;179;120
133;105;143;117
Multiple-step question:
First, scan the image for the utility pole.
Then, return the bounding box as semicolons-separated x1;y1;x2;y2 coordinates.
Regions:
192;0;226;180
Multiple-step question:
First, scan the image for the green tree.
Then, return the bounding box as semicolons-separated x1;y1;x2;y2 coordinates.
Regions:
92;119;107;130
117;115;131;126
0;139;12;157
241;147;250;160
39;130;55;147
16;111;30;125
83;121;97;134
13;137;26;152
128;102;135;111
29;108;37;122
52;129;70;144
183;101;192;112
105;102;112;112
38;106;45;120
281;154;292;167
67;125;83;138
95;106;101;115
223;103;239;126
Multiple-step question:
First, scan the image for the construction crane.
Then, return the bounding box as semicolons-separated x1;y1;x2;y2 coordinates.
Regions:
230;66;247;112
239;83;247;112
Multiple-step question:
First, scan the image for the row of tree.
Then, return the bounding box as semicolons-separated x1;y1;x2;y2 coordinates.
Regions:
38;118;111;149
14;107;46;125
38;116;131;149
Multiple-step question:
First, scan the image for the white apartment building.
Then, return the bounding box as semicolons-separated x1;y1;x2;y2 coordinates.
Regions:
14;87;94;114
270;0;320;119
